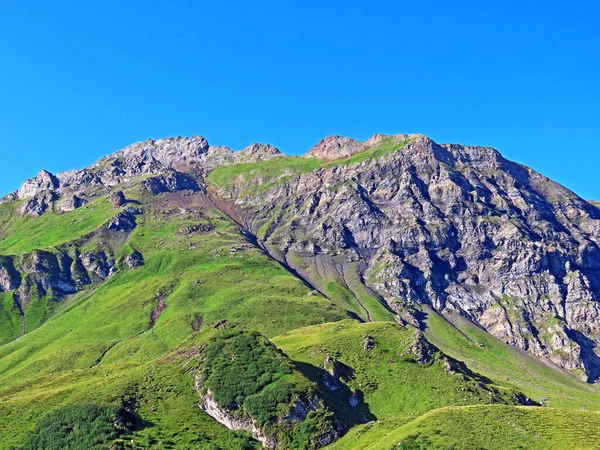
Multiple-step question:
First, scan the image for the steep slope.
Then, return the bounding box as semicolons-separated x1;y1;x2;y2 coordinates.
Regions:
207;134;600;383
278;319;600;450
0;195;347;448
1;133;600;449
329;405;600;450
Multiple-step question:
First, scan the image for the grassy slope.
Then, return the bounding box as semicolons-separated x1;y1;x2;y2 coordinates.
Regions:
329;405;600;450
420;306;600;410
0;196;346;447
0;360;258;449
0;292;22;344
312;310;600;450
284;252;395;323
0;204;344;381
1;136;599;449
273;321;521;422
207;136;411;196
0;197;124;345
0;196;115;255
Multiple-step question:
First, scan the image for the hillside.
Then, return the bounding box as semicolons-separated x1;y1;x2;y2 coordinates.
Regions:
0;134;599;449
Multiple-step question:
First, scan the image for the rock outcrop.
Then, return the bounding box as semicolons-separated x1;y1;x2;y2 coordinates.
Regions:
234;143;282;163
214;133;600;383
109;190;126;208
140;169;202;195
3;132;600;383
198;391;276;448
0;257;21;292
13;249;114;305
125;250;144;269
17;170;59;199
0;247;115;309
18;190;58;216
56;194;86;212
105;211;137;232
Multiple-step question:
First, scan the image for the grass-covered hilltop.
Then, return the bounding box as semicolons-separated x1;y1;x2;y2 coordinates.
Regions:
1;133;600;449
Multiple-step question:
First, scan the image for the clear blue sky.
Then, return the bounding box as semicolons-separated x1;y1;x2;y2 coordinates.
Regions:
1;1;598;199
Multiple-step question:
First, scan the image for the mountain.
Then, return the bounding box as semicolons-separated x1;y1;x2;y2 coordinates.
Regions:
0;133;600;449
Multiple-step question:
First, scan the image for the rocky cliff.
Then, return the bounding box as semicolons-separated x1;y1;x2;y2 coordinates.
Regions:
3;133;600;383
209;134;600;383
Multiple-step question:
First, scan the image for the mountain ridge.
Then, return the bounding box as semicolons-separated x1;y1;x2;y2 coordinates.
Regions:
1;132;600;448
3;132;600;382
1;132;508;201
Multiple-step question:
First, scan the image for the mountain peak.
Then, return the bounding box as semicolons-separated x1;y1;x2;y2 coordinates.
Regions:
235;143;282;163
16;169;60;200
2;129;600;449
305;133;424;160
94;135;211;169
304;135;363;160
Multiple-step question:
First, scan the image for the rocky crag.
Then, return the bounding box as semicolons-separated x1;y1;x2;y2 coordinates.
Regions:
3;133;600;384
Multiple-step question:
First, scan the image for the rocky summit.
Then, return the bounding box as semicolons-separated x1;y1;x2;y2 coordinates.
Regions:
1;133;600;449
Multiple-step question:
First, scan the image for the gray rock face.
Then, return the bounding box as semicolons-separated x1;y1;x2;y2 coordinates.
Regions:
58;136;215;195
0;257;21;292
99;136;210;169
8;136;286;204
18;190;58;216
1;136;274;218
234;143;282;163
9;137;229;202
4;132;600;383
17;170;59;199
140;169;202;195
216;134;600;382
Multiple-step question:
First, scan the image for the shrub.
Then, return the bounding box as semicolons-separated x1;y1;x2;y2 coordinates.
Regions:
13;403;134;450
200;329;297;425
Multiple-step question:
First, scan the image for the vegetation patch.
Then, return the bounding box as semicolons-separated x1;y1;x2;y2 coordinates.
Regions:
206;136;412;197
11;403;135;450
208;157;322;196
0;196;115;255
274;321;524;423
198;328;339;448
200;329;299;424
326;136;410;167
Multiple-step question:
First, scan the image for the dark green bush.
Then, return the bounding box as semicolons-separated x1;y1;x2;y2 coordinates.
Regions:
201;330;297;425
396;434;434;450
200;329;340;448
13;403;133;450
